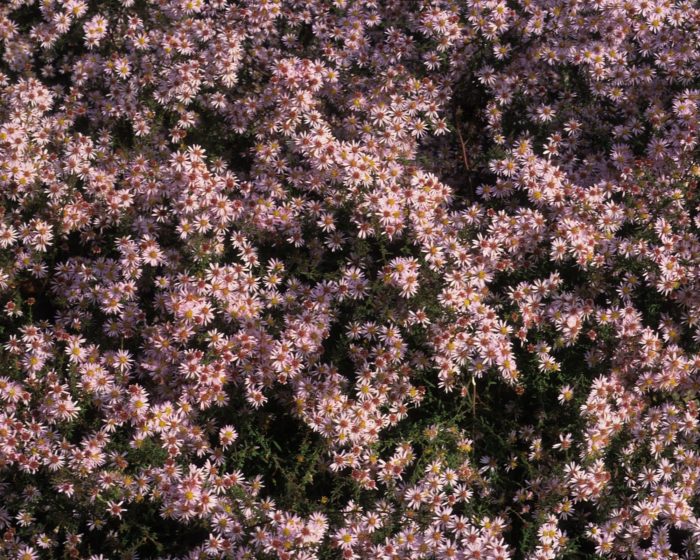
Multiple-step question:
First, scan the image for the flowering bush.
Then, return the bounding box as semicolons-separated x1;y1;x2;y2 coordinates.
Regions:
1;0;700;558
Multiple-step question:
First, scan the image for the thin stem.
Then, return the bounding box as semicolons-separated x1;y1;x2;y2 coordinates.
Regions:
455;113;471;173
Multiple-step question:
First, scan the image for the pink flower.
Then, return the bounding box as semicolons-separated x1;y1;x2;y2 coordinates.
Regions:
106;500;125;519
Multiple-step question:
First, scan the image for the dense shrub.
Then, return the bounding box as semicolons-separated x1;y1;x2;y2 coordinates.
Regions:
0;0;699;558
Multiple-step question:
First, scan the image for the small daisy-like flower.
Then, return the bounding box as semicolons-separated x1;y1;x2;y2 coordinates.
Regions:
219;425;238;448
106;500;125;519
558;385;574;404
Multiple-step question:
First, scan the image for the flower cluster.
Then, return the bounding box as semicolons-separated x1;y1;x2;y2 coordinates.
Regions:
0;0;699;558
